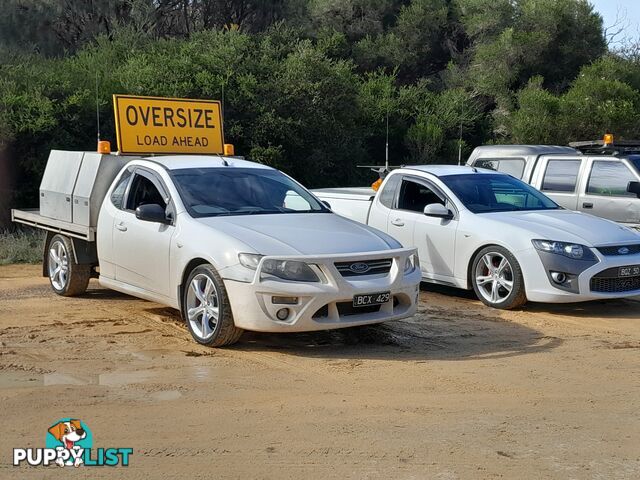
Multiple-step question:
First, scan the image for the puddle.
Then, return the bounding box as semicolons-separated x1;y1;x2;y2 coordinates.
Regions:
0;371;43;388
44;373;95;386
150;390;182;401
1;364;220;390
190;365;215;382
127;349;174;361
99;370;159;386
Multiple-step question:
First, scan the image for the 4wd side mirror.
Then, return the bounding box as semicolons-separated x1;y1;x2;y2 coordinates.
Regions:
627;181;640;198
424;203;453;219
136;204;170;224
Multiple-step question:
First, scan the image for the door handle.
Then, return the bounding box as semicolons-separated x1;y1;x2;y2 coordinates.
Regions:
582;202;593;209
115;222;127;232
390;218;405;227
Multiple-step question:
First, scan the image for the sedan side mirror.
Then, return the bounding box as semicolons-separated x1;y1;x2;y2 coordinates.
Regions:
627;181;640;198
136;204;170;224
321;200;332;210
424;203;453;219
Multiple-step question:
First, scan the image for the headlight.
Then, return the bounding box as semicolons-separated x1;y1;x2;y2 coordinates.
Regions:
531;240;596;260
262;259;320;282
404;252;419;274
238;253;320;282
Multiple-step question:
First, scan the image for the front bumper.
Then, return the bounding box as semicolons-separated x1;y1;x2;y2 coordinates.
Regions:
223;248;421;332
521;247;640;303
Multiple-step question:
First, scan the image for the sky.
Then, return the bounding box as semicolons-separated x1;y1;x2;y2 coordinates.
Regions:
590;0;640;43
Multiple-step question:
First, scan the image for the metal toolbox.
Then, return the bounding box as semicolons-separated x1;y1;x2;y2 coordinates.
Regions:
39;150;131;227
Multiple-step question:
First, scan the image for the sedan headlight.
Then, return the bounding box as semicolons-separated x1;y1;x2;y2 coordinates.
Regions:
531;240;596;260
238;253;320;282
404;252;419;274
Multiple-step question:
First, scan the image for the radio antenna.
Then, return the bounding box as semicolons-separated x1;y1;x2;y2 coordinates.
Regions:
95;71;101;143
385;89;390;171
385;104;389;170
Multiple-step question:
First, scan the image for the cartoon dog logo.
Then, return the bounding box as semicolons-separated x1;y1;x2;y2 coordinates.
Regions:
47;420;86;467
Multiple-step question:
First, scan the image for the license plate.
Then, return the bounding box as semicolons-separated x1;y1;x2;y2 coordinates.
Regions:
353;291;390;307
619;265;640;277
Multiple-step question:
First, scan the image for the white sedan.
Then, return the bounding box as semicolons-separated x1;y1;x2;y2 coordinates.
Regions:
96;156;421;346
315;166;640;309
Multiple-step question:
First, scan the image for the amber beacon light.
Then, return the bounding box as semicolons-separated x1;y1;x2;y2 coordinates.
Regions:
97;140;112;154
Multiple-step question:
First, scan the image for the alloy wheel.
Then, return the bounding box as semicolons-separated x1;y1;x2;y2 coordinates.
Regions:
48;239;69;291
474;252;514;304
186;273;220;341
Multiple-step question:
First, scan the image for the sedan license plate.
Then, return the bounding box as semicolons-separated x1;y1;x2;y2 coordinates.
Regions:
619;265;640;277
353;291;390;307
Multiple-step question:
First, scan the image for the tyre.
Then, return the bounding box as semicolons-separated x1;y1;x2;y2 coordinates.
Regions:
471;246;527;309
182;264;243;347
46;234;91;297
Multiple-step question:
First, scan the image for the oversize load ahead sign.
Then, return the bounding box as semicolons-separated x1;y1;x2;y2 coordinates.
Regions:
113;95;224;154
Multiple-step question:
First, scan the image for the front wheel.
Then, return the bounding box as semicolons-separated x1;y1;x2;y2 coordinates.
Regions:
471;246;527;309
47;234;91;296
182;264;243;347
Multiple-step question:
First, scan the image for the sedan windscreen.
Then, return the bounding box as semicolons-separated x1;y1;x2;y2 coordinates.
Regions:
171;167;328;217
441;174;559;213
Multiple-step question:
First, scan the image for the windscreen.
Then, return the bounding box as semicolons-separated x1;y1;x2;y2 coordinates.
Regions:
440;173;560;213
171;167;328;217
628;156;640;175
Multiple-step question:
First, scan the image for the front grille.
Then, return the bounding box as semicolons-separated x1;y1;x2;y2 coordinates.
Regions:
336;302;381;316
335;259;392;277
312;305;329;319
590;266;640;292
596;244;640;256
312;301;386;319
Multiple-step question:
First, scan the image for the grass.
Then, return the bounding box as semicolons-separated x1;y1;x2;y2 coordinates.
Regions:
0;228;44;265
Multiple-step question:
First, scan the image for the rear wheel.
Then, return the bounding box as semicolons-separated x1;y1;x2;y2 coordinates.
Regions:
47;234;90;296
182;264;243;347
471;246;526;309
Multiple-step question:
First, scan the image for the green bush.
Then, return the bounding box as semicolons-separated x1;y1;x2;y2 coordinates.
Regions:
0;229;44;265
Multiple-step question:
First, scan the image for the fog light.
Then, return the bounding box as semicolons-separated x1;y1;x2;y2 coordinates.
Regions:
551;271;567;284
276;308;290;321
272;296;298;305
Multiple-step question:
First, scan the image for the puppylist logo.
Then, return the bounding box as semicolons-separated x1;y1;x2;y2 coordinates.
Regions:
13;418;132;467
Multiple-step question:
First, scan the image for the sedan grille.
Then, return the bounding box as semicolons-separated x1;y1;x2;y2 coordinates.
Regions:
334;259;392;277
590;266;640;293
596;244;640;256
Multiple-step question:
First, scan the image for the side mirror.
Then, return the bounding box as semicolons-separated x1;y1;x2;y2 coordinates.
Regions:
321;200;332;210
424;203;453;219
627;181;640;198
136;204;170;224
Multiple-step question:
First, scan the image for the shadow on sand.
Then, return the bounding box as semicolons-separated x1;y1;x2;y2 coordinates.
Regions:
145;279;563;362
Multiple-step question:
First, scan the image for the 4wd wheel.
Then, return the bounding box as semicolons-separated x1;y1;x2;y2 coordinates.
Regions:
47;234;91;296
182;264;243;347
471;246;527;309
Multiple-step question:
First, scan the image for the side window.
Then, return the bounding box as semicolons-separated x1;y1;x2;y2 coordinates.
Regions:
497;159;525;178
541;160;581;193
587;161;637;197
475;159;525;179
475;159;498;171
379;174;401;208
126;173;167;211
397;179;444;213
110;169;132;210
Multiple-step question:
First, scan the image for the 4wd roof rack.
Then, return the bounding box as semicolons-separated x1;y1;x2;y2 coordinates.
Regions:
569;140;640;156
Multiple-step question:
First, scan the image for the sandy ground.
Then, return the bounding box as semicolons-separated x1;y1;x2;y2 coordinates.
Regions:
0;264;639;479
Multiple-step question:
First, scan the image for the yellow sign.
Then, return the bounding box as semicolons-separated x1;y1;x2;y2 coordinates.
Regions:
113;95;224;154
